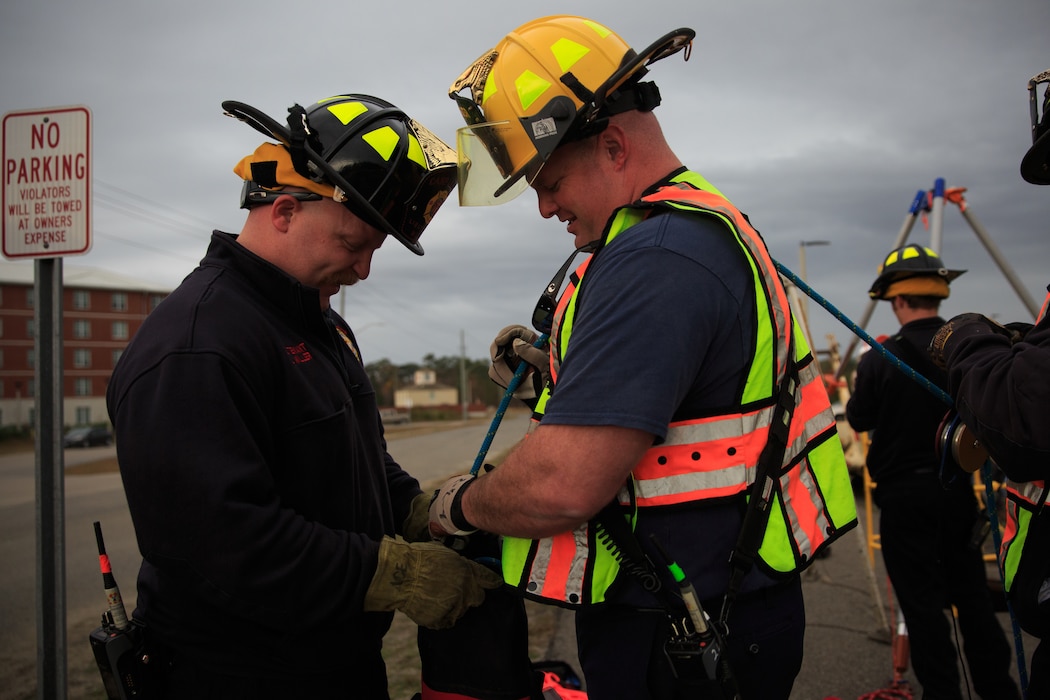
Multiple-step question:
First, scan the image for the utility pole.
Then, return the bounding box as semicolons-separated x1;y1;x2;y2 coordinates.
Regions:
798;239;830;327
459;330;468;420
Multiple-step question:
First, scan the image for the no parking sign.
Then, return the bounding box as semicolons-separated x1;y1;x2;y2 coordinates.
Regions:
2;104;92;259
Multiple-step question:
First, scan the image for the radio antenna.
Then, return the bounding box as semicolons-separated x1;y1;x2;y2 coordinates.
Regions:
93;521;129;631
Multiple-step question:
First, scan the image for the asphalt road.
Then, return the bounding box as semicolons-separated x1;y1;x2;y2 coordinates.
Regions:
2;410;1040;699
538;495;1040;700
0;410;532;699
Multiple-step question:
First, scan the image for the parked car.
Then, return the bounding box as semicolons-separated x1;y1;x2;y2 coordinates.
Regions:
62;426;113;448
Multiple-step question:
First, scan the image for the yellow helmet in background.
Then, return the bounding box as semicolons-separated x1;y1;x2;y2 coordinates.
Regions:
449;16;694;206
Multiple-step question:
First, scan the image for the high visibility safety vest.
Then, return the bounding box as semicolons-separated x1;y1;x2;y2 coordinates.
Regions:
1000;478;1049;592
502;171;858;607
998;290;1050;594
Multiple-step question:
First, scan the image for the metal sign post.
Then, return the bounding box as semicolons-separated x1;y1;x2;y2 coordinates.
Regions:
3;104;92;700
35;257;65;700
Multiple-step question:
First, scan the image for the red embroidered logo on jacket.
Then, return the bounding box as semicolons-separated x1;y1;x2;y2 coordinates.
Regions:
285;342;312;364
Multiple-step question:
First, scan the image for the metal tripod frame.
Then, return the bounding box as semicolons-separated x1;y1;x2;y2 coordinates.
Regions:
835;177;1040;379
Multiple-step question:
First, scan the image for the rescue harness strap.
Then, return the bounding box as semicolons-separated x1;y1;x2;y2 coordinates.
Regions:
721;332;799;625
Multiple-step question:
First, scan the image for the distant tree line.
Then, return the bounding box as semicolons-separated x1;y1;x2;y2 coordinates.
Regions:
361;350;862;412
365;353;508;409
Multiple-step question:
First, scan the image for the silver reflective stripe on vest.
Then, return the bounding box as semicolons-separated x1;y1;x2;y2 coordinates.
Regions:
625;464;758;505
1009;478;1049;507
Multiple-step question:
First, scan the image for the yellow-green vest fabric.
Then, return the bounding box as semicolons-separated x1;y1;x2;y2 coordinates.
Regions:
998;291;1050;593
502;173;858;606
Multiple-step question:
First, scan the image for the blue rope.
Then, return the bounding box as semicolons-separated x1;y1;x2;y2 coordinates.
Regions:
470;333;549;476
774;260;952;406
776;259;1029;692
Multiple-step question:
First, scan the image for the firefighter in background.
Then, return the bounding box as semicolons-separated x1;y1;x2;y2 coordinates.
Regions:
429;15;858;699
847;245;1020;700
929;68;1050;699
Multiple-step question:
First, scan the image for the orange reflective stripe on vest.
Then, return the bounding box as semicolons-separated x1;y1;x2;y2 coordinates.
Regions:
502;172;857;605
1000;478;1049;591
630;366;834;507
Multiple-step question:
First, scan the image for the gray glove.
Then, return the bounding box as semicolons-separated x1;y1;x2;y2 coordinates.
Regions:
488;324;550;401
429;474;479;538
363;536;503;629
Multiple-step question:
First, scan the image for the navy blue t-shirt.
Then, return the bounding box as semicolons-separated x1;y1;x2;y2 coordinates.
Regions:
540;207;780;605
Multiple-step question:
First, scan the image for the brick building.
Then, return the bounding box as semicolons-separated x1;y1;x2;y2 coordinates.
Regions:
0;260;169;430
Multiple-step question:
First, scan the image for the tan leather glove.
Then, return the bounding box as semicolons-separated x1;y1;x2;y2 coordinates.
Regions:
488;324;550;401
401;492;434;543
363;536;503;629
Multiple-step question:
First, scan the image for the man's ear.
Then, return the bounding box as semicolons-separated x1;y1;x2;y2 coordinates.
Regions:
598;123;628;170
269;195;299;232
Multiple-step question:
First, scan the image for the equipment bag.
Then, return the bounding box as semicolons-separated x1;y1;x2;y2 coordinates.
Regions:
416;532;544;700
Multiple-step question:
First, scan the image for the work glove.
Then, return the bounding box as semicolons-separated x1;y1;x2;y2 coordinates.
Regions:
363;536;503;630
429;474;479;539
928;313;1031;368
401;491;434;543
489;325;550;403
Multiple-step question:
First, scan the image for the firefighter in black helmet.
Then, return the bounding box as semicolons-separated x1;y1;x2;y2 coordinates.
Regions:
106;94;501;699
928;69;1050;698
225;94;458;255
866;244;965;301
848;245;1021;700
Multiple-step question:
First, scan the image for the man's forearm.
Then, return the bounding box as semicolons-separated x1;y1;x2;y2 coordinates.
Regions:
461;461;593;538
460;423;653;538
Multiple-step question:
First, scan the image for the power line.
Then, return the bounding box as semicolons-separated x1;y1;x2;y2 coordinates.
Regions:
96;179;215;232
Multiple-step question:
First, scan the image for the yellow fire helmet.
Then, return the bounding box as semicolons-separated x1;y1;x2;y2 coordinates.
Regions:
449;15;694;206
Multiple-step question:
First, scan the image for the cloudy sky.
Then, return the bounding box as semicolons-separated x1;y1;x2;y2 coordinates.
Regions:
2;0;1047;366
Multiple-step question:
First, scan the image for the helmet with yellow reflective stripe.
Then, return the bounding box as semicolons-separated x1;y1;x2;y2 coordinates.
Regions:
449;16;694;206
868;244;966;300
223;94;457;255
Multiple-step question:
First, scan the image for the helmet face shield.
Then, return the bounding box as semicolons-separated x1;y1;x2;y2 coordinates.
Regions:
450;65;579;205
455;122;535;206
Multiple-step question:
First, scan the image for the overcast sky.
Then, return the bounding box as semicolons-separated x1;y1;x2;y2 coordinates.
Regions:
2;0;1047;366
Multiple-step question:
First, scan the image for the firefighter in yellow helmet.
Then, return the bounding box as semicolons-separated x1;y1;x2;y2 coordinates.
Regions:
848;245;1021;700
430;16;858;699
928;69;1050;698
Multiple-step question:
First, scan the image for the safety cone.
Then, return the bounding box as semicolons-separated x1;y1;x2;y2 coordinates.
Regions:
859;610;914;699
